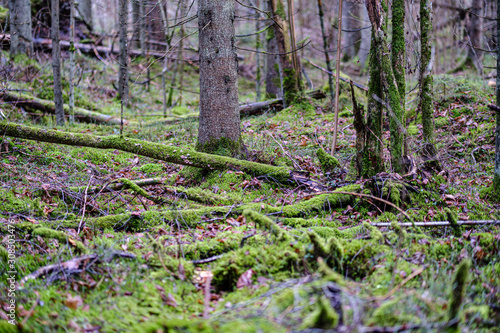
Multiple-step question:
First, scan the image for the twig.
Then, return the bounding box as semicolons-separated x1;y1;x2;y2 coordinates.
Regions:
77;175;93;234
203;273;213;319
236;40;311;56
369;265;427;302
192;254;224;265
20;296;40;327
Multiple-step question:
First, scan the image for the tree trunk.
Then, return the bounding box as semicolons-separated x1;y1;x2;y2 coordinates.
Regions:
494;0;500;194
8;0;33;57
139;0;146;57
0;122;291;183
365;0;405;173
358;4;371;68
255;0;262;101
159;0;170;117
391;0;405;112
466;0;483;73
78;0;93;30
197;0;243;157
362;33;384;177
317;0;334;101
269;0;300;107
69;0;76;124
265;0;280;99
51;0;64;126
342;0;361;61
420;0;436;158
118;0;129;102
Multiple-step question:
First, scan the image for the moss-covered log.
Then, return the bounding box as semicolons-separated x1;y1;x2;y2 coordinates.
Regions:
0;121;292;182
0;91;134;125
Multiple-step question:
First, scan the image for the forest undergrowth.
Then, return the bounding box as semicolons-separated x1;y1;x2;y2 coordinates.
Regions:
0;52;499;332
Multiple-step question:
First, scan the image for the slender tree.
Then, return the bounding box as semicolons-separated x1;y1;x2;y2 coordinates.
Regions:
118;0;129;102
342;0;361;61
391;0;405;113
365;0;405;173
358;5;371;68
494;0;500;195
159;0;170;117
69;0;76;124
255;0;262;101
420;0;436;158
269;0;301;107
8;0;33;57
265;0;280;98
197;0;243;157
317;0;334;101
331;0;343;155
51;0;64;125
466;0;483;73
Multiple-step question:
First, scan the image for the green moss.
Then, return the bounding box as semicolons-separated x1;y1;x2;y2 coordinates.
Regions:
447;259;471;332
362;222;383;243
196;136;244;158
317;148;341;174
0;5;8;25
136;163;163;174
243;209;288;241
32;227;86;252
301;297;338;329
367;297;421;327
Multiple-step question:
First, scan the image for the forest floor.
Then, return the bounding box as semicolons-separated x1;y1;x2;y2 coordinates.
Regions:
0;51;499;332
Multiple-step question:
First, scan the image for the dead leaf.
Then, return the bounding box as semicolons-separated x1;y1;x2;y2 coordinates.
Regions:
236;269;254;289
65;294;83;310
165;293;178;308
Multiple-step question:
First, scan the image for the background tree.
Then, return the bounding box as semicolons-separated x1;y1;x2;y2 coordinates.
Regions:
494;0;500;195
420;0;436;159
118;0;129;102
51;0;64;125
8;0;33;57
265;0;280;99
197;0;242;157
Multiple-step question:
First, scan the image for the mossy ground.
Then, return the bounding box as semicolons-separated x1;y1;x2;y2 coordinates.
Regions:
0;44;499;332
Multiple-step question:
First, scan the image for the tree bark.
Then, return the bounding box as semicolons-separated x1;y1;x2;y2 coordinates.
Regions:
362;33;384;177
0;122;291;182
69;0;76;124
494;0;500;194
8;0;33;57
269;0;301;107
358;4;371;68
197;0;243;157
365;0;405;173
391;0;405;113
77;0;93;30
420;0;436;158
51;0;64;126
466;0;483;73
265;0;280;99
342;0;361;61
255;0;262;101
118;0;129;102
317;0;334;101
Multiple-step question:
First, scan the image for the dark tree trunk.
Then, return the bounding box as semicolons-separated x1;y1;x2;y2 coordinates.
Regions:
197;0;243;157
265;0;280;99
317;0;334;101
467;0;483;73
118;0;129;102
8;0;33;57
494;0;500;193
51;0;64;125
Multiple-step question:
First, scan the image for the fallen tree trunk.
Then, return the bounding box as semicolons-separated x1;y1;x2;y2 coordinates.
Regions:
0;122;292;182
1;91;135;125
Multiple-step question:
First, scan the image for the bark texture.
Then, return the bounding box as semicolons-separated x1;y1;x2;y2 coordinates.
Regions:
265;1;280;99
466;0;483;73
118;0;129;101
358;5;371;68
317;0;334;101
270;0;301;106
69;0;76;124
365;0;405;173
78;0;93;29
419;0;436;158
51;0;64;125
495;0;500;193
391;0;405;111
197;0;242;157
8;0;33;56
